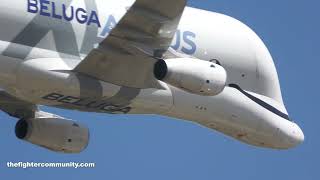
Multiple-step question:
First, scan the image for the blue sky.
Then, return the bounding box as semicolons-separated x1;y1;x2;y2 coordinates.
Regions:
1;0;319;179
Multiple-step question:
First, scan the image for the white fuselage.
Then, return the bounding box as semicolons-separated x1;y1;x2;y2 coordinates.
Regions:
0;0;304;149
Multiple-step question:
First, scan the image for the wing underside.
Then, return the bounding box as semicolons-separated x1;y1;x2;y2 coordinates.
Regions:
0;90;36;119
75;0;187;89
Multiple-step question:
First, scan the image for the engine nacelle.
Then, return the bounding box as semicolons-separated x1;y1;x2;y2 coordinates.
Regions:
154;58;227;96
15;116;89;153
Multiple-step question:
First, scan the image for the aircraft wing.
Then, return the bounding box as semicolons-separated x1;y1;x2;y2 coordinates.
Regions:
0;90;37;119
74;0;187;89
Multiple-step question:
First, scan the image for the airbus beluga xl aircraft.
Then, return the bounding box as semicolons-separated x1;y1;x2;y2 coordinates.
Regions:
0;0;304;153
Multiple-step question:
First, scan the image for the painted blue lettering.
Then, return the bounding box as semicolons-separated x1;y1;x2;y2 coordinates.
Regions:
63;4;74;21
76;8;88;24
87;11;101;27
39;0;50;17
27;0;38;13
182;31;197;55
27;0;101;28
51;2;62;19
171;30;181;50
100;15;117;37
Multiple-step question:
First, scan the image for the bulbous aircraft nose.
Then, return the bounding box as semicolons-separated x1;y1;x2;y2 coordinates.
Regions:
290;123;305;146
277;122;304;149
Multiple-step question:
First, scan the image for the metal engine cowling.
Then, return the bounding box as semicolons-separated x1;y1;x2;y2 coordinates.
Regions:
15;116;89;153
154;58;227;96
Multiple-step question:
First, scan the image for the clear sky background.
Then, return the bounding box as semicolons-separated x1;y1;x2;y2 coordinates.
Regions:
1;0;319;179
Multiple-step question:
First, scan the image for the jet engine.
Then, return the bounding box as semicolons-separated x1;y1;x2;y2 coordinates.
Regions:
154;58;227;96
15;116;89;153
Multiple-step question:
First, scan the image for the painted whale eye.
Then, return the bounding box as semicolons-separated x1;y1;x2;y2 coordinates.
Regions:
209;59;221;65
